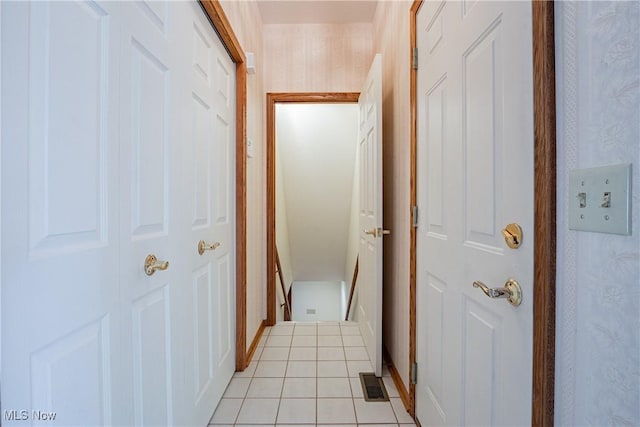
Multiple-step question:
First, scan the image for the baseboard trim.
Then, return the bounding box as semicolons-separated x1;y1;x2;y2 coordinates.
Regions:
383;346;413;417
245;319;266;366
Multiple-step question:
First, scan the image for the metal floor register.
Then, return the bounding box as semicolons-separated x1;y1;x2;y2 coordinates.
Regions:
359;372;390;402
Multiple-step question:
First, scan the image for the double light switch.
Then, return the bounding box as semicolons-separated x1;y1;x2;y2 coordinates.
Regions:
569;163;632;235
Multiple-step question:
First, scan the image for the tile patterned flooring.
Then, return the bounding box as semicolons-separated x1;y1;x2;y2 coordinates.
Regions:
209;321;417;426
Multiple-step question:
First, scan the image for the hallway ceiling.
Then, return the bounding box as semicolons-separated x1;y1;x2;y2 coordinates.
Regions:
257;1;378;24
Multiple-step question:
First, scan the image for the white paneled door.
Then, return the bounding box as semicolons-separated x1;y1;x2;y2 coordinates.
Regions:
1;2;235;426
358;54;384;377
416;1;534;426
118;2;183;425
2;2;123;425
183;3;236;424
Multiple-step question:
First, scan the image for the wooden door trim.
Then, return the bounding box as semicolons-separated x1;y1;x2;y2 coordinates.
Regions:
199;1;248;371
266;92;360;325
531;3;557;425
409;1;557;424
409;1;421;417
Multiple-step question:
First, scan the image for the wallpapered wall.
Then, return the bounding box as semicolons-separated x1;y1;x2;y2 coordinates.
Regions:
555;2;640;425
263;23;373;92
372;0;413;391
219;1;267;352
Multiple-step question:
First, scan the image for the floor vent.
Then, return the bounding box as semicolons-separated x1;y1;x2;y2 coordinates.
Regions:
359;372;389;402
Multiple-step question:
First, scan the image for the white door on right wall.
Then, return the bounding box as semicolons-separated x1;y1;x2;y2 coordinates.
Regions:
416;1;534;426
358;54;384;377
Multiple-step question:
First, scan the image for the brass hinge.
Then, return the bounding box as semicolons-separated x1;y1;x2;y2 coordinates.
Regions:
412;47;418;70
411;205;418;228
410;362;418;385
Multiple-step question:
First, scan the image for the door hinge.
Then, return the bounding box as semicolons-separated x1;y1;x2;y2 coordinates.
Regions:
412;48;418;70
411;205;418;228
410;362;418;385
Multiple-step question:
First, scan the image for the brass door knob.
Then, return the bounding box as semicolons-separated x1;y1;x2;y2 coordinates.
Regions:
144;254;169;276
198;240;221;255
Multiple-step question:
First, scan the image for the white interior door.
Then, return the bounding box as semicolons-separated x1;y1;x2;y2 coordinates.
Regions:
117;2;184;425
1;2;123;425
357;54;384;377
183;2;236;423
416;1;534;425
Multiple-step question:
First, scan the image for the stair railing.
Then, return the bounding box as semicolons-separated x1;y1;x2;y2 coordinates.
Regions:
345;256;359;321
275;246;292;321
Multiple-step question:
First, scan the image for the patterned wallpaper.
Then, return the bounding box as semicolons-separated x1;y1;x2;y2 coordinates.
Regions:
373;0;412;391
263;23;373;93
219;0;267;350
555;2;640;425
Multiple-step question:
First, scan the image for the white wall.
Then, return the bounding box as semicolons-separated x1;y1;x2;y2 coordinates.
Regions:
555;2;640;425
275;140;294;322
276;103;359;282
291;281;348;322
344;144;360;321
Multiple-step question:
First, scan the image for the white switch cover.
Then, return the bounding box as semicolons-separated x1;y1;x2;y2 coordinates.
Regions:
247;138;255;158
569;163;632;235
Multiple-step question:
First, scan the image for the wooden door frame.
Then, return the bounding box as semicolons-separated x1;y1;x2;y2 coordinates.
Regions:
199;1;248;371
409;1;556;424
265;92;360;325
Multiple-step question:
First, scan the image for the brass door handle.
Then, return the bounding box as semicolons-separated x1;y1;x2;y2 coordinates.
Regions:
363;228;378;237
198;240;220;255
363;228;391;238
144;254;169;276
472;279;522;307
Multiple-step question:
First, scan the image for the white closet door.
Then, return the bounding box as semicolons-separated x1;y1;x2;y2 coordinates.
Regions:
117;2;187;425
1;2;123;425
2;2;234;426
183;3;237;423
208;23;237;410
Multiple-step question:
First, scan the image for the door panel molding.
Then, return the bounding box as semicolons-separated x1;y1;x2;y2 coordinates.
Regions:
409;1;556;424
265;92;359;326
198;1;248;371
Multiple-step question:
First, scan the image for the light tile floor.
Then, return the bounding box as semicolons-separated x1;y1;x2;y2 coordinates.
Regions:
209;321;417;426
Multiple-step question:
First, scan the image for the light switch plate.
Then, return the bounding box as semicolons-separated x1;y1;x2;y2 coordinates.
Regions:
569;163;632;235
247;138;255;158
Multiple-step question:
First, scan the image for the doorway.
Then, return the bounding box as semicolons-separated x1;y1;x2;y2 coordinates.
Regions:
267;93;360;325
